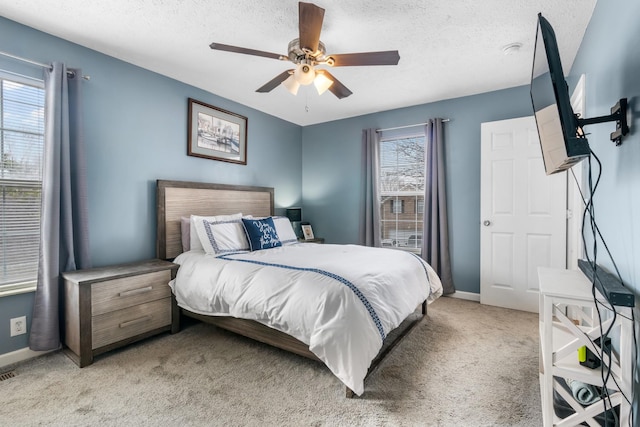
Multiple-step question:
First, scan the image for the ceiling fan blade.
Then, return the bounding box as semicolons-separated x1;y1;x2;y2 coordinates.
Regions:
329;51;400;67
299;2;325;53
316;69;352;99
256;70;293;93
210;42;284;61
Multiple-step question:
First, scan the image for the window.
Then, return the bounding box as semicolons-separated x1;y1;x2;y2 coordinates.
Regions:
378;133;425;251
0;74;45;296
390;199;404;214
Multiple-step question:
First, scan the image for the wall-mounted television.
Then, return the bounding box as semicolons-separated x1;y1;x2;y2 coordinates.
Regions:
530;13;628;176
530;13;590;175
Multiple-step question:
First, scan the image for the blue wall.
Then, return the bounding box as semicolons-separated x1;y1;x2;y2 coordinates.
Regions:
0;17;302;356
3;4;639;402
569;0;640;291
302;85;535;294
568;0;640;411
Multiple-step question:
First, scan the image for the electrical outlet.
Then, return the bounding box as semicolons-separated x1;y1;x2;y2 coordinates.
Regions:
10;316;27;337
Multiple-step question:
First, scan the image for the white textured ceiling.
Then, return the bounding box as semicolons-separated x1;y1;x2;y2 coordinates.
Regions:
0;0;596;126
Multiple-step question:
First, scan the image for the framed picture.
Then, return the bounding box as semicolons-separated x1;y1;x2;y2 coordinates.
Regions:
301;224;315;240
187;98;247;165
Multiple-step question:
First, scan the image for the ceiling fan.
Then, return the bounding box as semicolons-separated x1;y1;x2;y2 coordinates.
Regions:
209;2;400;99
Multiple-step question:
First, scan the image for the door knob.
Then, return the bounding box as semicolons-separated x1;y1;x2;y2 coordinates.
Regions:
483;220;491;226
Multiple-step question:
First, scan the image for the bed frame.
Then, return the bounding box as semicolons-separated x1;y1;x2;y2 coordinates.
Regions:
156;179;426;397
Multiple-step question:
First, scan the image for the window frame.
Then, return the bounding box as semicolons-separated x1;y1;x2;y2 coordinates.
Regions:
0;71;45;297
377;130;426;253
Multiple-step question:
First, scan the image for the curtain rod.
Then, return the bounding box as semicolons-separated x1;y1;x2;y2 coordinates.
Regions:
0;50;90;80
376;119;450;133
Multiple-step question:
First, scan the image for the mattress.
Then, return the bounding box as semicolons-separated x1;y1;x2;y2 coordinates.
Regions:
169;243;443;395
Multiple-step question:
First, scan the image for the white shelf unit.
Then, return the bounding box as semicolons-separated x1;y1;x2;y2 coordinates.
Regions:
538;268;633;427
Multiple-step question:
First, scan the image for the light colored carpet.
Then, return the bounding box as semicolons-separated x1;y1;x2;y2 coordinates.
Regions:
0;297;541;426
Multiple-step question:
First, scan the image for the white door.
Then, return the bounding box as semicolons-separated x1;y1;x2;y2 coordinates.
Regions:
480;116;566;312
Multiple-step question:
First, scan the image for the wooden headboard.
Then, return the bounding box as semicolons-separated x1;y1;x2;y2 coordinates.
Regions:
156;180;274;259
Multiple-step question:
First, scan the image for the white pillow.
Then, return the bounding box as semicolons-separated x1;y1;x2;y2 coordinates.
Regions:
190;213;242;251
193;215;249;254
272;216;298;245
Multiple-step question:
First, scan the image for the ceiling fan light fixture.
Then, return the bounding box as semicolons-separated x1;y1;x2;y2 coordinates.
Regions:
294;63;316;85
313;72;333;95
210;2;398;99
283;75;300;95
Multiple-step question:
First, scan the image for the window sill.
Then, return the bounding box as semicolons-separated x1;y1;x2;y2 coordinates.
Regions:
403;248;422;254
382;246;421;255
0;282;37;298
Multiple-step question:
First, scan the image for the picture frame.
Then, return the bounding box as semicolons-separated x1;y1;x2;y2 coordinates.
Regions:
187;98;247;165
301;224;315;240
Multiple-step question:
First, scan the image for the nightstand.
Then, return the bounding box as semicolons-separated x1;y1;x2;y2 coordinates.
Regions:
298;237;324;243
62;259;179;367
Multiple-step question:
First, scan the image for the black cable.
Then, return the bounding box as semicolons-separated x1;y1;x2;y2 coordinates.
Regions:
580;153;618;425
631;311;638;427
570;167;626;288
586;156;616;424
568;144;638;425
573;152;637;427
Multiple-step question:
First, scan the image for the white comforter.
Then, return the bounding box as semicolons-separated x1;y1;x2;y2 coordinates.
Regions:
170;243;443;395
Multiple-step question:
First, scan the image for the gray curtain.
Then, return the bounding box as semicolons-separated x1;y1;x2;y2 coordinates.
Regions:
359;128;381;247
422;119;454;294
30;62;91;351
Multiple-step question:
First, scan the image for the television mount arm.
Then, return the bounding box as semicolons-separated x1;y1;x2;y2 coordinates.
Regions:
576;98;629;146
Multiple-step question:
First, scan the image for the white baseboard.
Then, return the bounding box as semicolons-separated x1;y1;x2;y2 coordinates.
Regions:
0;347;55;369
448;290;480;302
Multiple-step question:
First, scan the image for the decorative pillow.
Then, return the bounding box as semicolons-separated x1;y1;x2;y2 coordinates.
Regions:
272;216;298;245
181;217;191;252
243;215;298;245
190;213;242;251
195;218;250;254
241;217;282;251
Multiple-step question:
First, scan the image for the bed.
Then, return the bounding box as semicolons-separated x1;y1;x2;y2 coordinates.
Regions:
156;179;442;397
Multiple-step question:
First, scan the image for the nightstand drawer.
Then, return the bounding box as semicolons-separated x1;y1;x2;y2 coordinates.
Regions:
92;298;171;349
91;270;172;315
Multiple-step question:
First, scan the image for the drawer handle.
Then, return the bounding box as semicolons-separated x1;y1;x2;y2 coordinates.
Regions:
119;286;153;297
119;315;152;328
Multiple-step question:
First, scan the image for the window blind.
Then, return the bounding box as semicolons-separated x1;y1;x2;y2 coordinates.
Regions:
378;134;425;250
0;76;44;292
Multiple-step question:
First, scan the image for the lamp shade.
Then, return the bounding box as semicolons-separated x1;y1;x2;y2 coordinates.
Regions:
314;73;333;95
285;207;302;222
283;75;300;95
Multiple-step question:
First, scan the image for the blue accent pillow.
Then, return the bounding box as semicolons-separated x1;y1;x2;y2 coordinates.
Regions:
241;217;282;251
